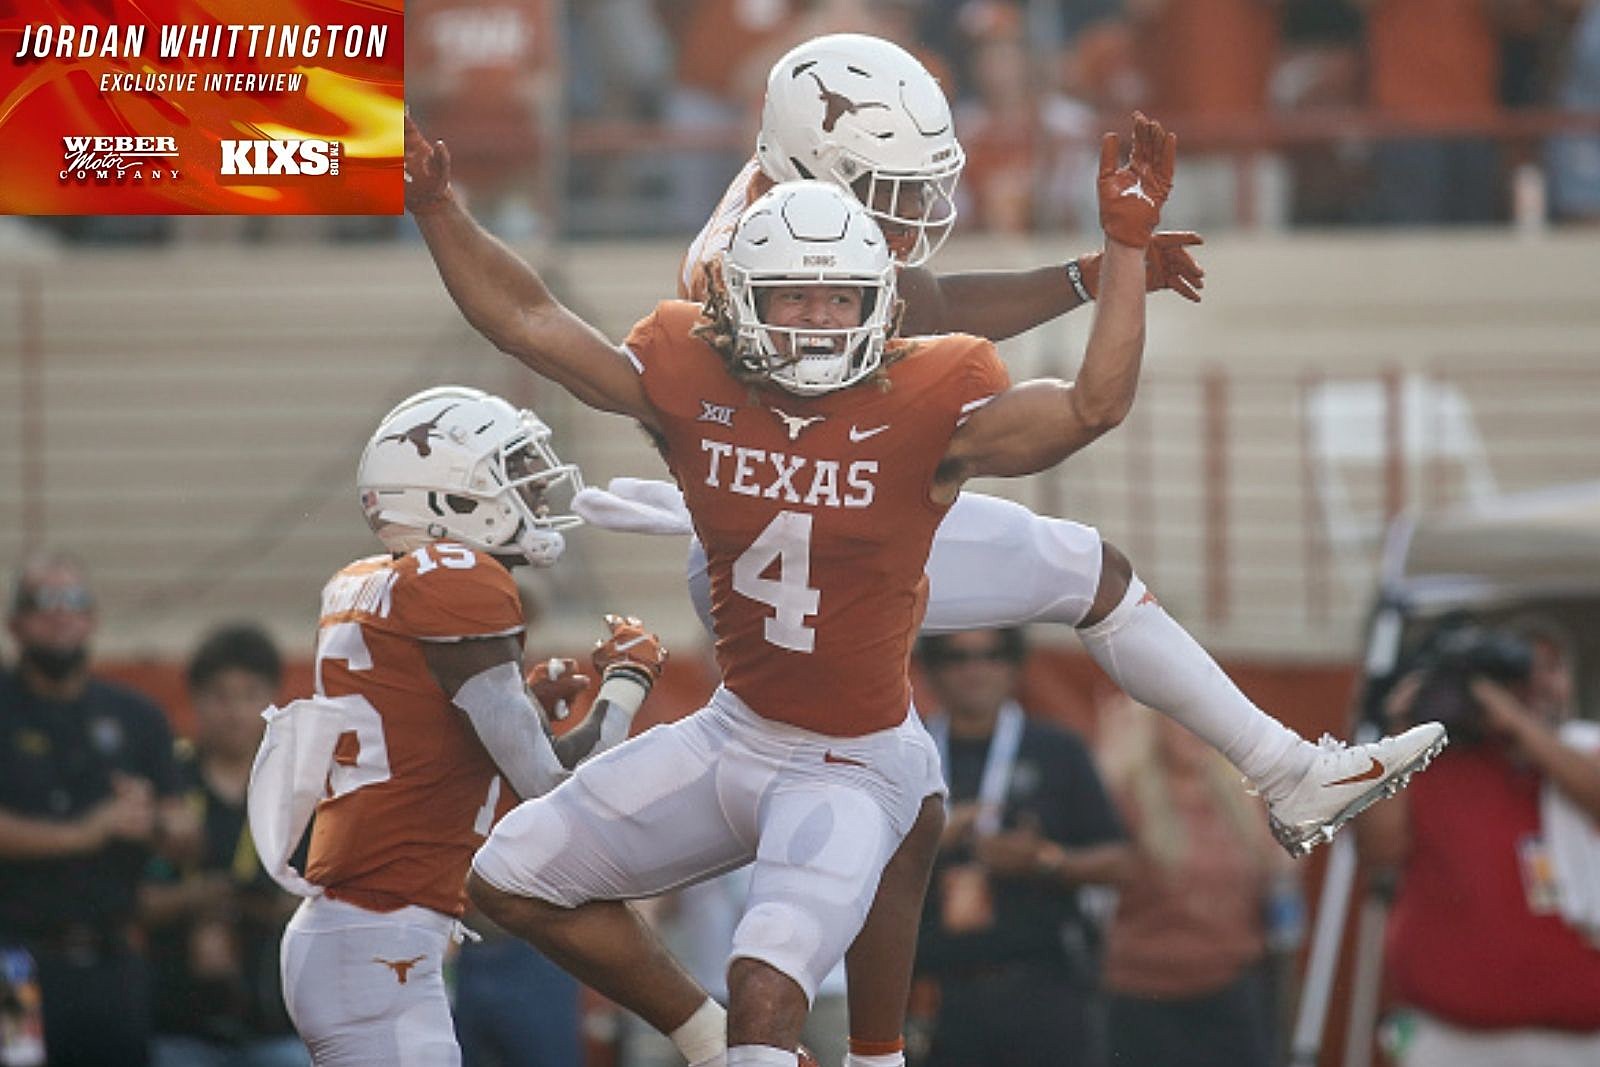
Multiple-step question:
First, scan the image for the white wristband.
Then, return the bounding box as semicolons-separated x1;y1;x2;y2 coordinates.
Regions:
595;670;650;750
1065;259;1092;303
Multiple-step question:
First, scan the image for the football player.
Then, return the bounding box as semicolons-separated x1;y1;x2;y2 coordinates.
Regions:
681;33;1206;327
406;102;1446;1066
557;33;1447;1067
246;386;668;1066
409;107;1173;1067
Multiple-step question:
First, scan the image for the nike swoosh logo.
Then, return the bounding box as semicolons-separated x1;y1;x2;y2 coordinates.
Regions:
824;751;867;767
1325;757;1385;787
612;635;649;653
849;424;889;442
1119;181;1155;206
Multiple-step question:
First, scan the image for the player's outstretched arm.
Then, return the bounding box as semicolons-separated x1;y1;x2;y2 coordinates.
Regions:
405;116;654;425
936;113;1173;490
900;230;1203;341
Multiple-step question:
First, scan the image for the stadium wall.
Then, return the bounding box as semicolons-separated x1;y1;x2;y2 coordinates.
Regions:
3;229;1598;669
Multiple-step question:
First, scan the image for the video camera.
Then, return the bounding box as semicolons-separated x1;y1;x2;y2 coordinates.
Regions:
1403;623;1534;744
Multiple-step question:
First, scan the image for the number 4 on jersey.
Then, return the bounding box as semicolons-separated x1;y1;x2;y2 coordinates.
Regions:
732;511;821;653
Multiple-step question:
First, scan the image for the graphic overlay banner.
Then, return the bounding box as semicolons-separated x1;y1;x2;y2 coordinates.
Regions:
1;0;403;214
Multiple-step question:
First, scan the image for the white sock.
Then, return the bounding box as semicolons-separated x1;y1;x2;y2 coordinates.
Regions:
728;1046;804;1066
671;998;728;1067
1078;575;1313;799
845;1053;906;1067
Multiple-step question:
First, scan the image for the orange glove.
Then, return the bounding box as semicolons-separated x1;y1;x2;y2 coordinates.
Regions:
1097;111;1176;249
1077;231;1205;304
404;113;455;215
591;614;668;688
526;657;591;721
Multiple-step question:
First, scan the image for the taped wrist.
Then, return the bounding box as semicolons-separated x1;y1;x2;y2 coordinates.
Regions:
595;668;650;751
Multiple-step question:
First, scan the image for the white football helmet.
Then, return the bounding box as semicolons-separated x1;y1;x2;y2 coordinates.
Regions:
722;181;896;396
756;33;963;267
358;386;583;567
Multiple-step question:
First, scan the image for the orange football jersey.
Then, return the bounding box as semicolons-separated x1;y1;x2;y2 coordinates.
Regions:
678;157;772;302
626;301;1009;736
303;543;525;916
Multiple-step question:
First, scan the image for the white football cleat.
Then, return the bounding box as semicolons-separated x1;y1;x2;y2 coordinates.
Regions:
1266;722;1448;858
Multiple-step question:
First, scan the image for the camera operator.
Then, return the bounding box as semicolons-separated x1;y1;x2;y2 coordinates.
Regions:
1357;616;1600;1067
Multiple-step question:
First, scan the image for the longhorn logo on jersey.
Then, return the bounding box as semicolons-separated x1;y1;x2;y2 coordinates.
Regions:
770;407;825;441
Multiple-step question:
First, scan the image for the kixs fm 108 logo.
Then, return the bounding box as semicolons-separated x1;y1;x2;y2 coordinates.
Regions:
219;139;341;176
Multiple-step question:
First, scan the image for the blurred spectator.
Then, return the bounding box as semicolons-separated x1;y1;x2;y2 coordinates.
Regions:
1096;701;1294;1067
739;0;953;102
453;920;581;1067
1128;0;1288;228
1547;0;1600;222
913;628;1134;1067
658;0;800;230
0;550;191;1067
408;0;558;238
952;2;1099;233
921;0;1122;101
1272;0;1371;225
1358;617;1600;1066
1358;0;1511;224
561;0;678;238
140;624;308;1067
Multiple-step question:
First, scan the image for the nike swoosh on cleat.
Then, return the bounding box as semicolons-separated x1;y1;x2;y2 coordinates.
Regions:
849;424;890;442
1324;757;1385;787
824;751;867;767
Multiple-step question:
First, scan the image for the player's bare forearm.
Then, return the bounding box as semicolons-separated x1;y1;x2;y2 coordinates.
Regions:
413;203;654;422
1071;240;1145;432
413;199;558;358
936;241;1145;490
904;265;1086;341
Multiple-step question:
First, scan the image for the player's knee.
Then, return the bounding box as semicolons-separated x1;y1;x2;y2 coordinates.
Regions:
1082;540;1134;627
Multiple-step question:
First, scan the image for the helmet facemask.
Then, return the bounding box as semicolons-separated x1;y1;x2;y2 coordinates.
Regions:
725;273;895;395
844;148;963;267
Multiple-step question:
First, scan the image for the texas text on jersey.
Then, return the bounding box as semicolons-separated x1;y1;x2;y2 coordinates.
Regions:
303;543;524;916
624;300;1008;736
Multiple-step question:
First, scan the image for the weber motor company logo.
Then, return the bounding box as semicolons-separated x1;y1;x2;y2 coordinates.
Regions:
60;134;181;183
219;139;341;176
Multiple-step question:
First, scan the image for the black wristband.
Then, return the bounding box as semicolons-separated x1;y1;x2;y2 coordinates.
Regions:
1065;259;1092;303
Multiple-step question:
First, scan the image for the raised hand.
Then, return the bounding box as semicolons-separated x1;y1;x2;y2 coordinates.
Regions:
592;614;669;687
1097;111;1177;249
404;113;455;214
1078;230;1206;304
